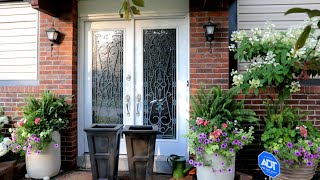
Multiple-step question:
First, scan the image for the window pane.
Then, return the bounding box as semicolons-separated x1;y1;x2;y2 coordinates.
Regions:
92;31;123;124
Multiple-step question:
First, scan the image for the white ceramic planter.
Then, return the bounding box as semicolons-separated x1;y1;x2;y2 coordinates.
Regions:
197;153;235;180
26;131;61;180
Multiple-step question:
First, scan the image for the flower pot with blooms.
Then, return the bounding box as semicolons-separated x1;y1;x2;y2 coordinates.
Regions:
185;85;258;180
261;103;320;179
230;17;320;179
9;91;71;180
0;107;11;157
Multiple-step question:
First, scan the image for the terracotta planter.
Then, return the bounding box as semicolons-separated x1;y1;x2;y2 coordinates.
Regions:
123;125;158;180
25;131;61;179
274;162;317;180
84;124;123;180
196;153;235;180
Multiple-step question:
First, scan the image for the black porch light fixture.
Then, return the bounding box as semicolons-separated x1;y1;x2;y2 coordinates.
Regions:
203;18;216;53
46;24;60;56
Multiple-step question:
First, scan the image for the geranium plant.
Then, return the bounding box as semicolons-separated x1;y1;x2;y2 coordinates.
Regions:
185;85;258;172
9;91;71;155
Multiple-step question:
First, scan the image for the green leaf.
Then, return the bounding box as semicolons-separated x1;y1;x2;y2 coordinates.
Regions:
295;25;311;52
307;10;320;18
131;6;141;15
284;8;310;15
132;0;144;7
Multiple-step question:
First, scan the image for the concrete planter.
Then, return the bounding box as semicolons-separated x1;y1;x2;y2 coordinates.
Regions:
25;131;61;179
196;153;235;180
123;125;158;180
274;162;317;180
84;124;123;180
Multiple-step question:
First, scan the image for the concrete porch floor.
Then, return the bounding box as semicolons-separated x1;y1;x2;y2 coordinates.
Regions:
53;170;172;180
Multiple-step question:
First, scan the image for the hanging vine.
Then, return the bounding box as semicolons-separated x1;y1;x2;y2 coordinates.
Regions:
119;0;145;20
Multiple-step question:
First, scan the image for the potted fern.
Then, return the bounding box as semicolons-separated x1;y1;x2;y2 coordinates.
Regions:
185;85;258;180
9;91;71;179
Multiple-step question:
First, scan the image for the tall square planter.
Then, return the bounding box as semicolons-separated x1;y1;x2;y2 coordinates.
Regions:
84;124;123;180
123;125;158;180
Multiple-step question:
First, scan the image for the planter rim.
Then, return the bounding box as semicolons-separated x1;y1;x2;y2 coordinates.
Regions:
84;124;123;132
122;125;159;134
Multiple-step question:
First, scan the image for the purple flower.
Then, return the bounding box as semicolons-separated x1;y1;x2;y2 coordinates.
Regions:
189;159;194;165
37;150;41;154
241;136;247;140
216;138;221;142
287;142;293;148
221;143;227;149
54;144;59;148
209;139;214;143
219;169;223;173
221;162;225;166
308;141;313;147
238;141;243;146
232;140;239;145
300;147;305;152
295;151;302;157
274;150;279;154
306;161;313;166
222;132;227;136
229;148;234;153
214;153;218;157
309;154;314;159
194;162;198;167
224;138;229;142
204;139;210;144
34;138;40;143
191;127;195;131
23;146;26;151
198;162;203;167
317;147;320;153
16;145;21;149
198;138;203;143
233;130;238;134
227;168;232;173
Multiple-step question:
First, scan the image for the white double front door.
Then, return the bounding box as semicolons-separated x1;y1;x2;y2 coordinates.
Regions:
81;18;189;159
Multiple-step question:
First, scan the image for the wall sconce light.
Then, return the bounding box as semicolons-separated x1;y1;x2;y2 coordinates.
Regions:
46;24;60;56
203;18;216;53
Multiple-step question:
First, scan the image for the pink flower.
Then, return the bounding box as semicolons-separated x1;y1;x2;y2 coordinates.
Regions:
16;119;25;127
299;126;308;138
203;120;210;126
34;118;41;125
196;117;204;126
210;129;223;139
222;123;228;129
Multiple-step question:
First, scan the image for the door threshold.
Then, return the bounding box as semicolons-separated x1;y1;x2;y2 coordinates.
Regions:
77;154;172;174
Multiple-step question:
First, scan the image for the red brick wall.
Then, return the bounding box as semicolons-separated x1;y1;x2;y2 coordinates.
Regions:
190;11;230;93
0;1;78;169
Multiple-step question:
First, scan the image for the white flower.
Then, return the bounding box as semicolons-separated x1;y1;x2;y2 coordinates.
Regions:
230;69;238;76
0;143;7;157
232;74;244;86
228;44;236;52
2;138;11;146
289;81;301;93
249;79;262;88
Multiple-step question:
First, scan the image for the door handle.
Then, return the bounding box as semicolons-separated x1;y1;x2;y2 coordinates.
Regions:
125;94;130;117
136;94;141;116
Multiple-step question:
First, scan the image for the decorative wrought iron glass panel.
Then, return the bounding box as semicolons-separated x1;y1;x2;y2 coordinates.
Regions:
92;31;123;124
143;29;176;139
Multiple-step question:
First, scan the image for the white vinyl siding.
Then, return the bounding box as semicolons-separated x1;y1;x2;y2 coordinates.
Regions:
237;0;320;72
0;2;38;80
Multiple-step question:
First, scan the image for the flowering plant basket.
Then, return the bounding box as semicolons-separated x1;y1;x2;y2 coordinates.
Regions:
261;102;320;167
9;91;71;155
185;85;258;172
230;19;320;102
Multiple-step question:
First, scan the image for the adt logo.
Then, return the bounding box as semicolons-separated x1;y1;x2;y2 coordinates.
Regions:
258;151;280;178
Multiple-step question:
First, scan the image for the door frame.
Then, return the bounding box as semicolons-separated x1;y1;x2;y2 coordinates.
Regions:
77;13;190;170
